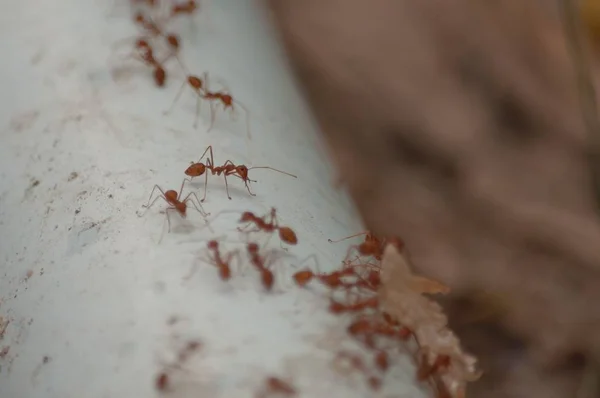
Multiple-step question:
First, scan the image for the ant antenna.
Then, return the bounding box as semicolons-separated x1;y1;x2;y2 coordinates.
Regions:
247;166;297;178
328;231;370;243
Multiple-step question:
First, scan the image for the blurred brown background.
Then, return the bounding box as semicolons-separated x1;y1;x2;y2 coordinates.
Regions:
265;1;600;396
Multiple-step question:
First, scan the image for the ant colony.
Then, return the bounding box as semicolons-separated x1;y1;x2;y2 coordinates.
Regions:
123;2;479;398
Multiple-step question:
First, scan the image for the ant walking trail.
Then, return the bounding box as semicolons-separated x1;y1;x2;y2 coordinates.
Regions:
141;178;210;232
184;145;297;201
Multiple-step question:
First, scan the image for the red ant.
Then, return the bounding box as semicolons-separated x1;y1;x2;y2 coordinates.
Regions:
187;240;237;281
247;243;275;291
184;145;297;201
259;376;297;397
348;317;411;342
238;208;298;246
374;351;389;372
128;39;167;87
133;12;162;36
328;296;379;314
170;0;198;18
329;231;404;261
155;372;169;391
142;178;209;232
155;340;201;393
292;267;356;289
201;74;251;138
165;72;207;128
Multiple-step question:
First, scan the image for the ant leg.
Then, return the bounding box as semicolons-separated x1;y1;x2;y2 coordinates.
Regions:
201;169;209;202
195;145;212;164
165;80;187;115
221;174;233;200
165;207;174;233
328;231;370;243
293;254;321;272
177;177;193;199
245;179;257;196
145;185;168;208
193;93;202;129
207;102;216;132
181;192;209;217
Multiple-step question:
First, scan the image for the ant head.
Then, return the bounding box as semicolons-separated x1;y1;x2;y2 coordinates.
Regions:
207;240;219;250
188;76;202;90
247;242;259;253
278;227;298;245
235;165;249;179
185;163;206;177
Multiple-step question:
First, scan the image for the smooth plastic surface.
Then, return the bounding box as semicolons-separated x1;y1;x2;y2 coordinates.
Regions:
0;1;427;397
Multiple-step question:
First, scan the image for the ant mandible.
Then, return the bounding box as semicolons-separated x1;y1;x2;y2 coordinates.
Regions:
141;178;209;231
184;145;297;201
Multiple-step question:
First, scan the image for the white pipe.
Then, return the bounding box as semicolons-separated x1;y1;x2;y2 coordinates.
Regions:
0;1;426;397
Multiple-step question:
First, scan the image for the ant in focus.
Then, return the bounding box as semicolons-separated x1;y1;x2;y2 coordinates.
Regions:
184;145;297;201
141;178;209;232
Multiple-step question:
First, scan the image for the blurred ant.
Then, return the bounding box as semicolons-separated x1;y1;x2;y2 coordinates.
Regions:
184;145;297;201
141;178;208;232
238;208;298;246
246;243;275;291
126;38;167;87
202;74;252;139
170;0;198;18
292;267;356;289
258;376;297;397
187;240;238;281
164;72;207;128
133;12;162;36
328;296;379;314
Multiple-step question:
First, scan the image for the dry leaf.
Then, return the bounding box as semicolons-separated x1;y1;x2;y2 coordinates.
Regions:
378;244;481;397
